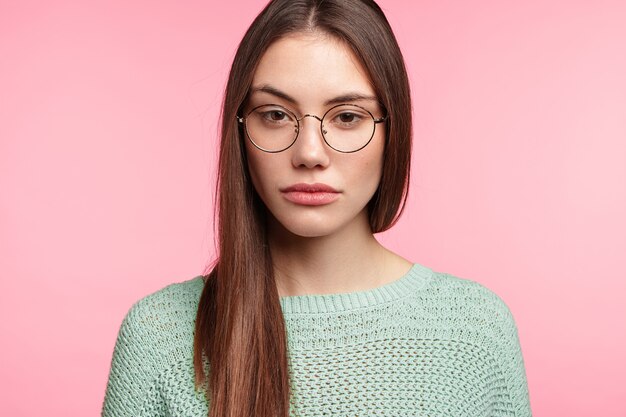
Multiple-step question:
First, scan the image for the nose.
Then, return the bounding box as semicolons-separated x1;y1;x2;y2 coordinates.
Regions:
291;114;330;169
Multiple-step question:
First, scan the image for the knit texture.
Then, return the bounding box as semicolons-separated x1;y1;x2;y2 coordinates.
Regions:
102;263;531;416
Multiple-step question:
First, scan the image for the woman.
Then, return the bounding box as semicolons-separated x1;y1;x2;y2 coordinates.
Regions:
102;0;531;416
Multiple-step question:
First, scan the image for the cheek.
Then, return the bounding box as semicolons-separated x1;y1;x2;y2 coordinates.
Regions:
361;135;385;188
338;144;384;207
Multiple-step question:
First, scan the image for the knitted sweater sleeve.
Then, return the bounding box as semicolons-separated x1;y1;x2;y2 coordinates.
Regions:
472;279;532;415
101;297;168;417
501;308;532;415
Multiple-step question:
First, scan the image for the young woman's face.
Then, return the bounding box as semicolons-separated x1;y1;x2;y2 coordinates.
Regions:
244;33;386;238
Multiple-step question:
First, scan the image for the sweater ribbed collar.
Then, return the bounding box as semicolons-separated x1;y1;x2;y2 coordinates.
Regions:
279;263;432;315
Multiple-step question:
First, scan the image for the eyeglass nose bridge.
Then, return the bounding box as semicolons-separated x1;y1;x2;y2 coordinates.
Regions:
295;113;327;136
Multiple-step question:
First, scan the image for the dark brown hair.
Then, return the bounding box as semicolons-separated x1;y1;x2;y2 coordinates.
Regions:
193;1;412;416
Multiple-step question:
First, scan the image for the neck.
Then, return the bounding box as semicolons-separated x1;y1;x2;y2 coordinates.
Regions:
268;211;409;297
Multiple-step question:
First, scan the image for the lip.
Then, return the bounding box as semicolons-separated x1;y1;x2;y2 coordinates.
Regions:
280;183;340;206
281;183;339;193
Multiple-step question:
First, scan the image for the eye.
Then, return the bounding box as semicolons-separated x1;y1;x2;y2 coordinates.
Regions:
266;110;287;121
253;106;294;125
330;110;364;128
338;112;358;123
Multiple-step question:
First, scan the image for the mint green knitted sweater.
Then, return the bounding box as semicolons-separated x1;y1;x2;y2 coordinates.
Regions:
102;263;531;416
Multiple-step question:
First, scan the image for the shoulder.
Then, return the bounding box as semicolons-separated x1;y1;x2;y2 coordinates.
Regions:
102;276;206;416
127;275;205;317
420;269;517;325
111;275;206;371
119;275;205;344
400;266;522;353
404;267;531;414
411;267;525;366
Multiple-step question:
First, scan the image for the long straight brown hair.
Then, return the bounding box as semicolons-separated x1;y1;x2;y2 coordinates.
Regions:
193;1;412;416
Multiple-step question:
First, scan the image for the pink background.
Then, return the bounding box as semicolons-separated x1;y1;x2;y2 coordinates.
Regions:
1;0;625;415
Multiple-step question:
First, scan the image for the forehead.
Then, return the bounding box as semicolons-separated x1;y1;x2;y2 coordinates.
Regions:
250;33;376;106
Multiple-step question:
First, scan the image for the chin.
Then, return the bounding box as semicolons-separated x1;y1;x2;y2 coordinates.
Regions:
270;208;370;240
280;221;338;239
263;201;372;240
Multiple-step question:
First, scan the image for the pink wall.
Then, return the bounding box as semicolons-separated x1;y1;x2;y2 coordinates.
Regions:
1;0;625;415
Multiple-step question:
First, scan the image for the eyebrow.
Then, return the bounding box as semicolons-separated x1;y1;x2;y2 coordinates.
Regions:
249;84;379;106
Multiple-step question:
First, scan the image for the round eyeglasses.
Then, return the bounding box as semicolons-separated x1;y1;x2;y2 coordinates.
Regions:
236;103;387;153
